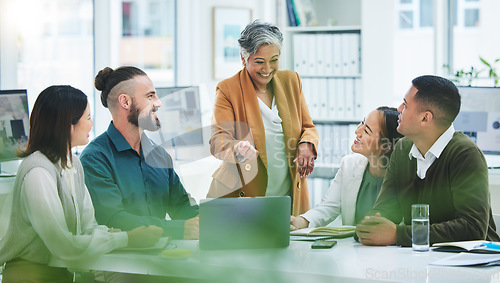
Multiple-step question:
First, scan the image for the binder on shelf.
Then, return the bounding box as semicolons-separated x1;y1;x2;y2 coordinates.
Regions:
288;26;363;173
316;124;328;164
324;34;334;75
314;124;324;166
315;34;326;75
293;34;307;75
336;79;345;118
327;78;337;119
332;34;342;75
310;78;320;118
301;78;313;112
329;124;336;164
341;125;351;157
327;124;336;165
340;33;351;75
349;33;361;75
322;124;332;165
306;35;316;75
344;78;354;119
332;124;342;164
353;78;363;118
318;78;328;119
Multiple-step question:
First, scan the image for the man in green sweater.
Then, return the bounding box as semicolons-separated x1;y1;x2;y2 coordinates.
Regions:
356;75;500;246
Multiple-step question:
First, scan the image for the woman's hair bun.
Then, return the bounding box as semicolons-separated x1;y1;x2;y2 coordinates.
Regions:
94;67;114;91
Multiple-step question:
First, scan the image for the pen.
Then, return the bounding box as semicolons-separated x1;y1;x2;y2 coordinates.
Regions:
483;243;500;250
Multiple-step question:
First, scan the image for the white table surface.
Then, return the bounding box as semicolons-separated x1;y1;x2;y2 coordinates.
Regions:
49;238;500;283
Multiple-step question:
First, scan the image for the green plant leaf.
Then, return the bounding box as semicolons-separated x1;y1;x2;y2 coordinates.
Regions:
480;57;492;67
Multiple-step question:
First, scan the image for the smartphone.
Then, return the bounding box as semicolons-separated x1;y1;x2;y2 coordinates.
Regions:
311;240;337;249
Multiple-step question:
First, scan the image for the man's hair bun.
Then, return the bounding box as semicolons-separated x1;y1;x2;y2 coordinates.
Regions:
95;67;113;92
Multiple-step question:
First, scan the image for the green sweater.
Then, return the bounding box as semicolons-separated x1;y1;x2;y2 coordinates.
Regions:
369;132;500;246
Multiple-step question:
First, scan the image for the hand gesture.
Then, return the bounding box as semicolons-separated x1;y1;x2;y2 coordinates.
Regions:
293;142;315;178
356;213;397;246
184;215;199;240
290;215;309;230
234;141;258;162
126;225;163;248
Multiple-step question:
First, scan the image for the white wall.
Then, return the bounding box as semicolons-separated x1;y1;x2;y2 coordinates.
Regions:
0;0;18;89
94;0;123;135
176;0;276;111
361;0;397;112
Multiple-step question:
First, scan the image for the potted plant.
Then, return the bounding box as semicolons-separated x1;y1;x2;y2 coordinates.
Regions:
444;56;499;87
480;57;499;87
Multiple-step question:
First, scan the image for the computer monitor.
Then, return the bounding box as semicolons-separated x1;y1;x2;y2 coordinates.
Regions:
0;89;29;164
455;86;500;153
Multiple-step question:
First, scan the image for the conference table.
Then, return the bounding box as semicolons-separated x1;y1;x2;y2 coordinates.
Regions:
49;237;500;283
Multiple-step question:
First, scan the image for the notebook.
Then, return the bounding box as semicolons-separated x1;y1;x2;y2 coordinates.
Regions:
199;196;291;250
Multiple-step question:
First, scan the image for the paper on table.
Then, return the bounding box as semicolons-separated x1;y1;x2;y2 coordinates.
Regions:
430;252;500;266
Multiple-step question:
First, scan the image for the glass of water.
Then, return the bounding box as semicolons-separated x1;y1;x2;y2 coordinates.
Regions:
412;204;429;252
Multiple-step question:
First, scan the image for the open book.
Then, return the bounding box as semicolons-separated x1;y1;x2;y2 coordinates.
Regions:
432;240;500;254
290;226;356;240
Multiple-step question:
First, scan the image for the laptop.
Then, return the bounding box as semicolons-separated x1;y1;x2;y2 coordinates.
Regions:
199;196;291;250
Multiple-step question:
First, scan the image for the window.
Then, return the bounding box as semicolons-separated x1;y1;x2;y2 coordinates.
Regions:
393;0;435;96
451;0;481;28
6;0;94;112
397;0;433;29
450;0;499;87
419;0;433;27
464;8;479;27
399;11;414;29
116;0;176;86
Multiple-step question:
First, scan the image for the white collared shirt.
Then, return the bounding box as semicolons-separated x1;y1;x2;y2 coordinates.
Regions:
409;125;455;179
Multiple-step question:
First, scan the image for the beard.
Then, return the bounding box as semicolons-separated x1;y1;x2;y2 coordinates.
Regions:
128;99;161;131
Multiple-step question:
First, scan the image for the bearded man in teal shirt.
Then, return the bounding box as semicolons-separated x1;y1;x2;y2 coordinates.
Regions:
81;66;199;240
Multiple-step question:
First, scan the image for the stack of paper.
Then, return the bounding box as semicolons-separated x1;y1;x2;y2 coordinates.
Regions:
430;253;500;266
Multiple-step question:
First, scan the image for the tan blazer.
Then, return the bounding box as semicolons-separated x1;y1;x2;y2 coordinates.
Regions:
208;68;319;215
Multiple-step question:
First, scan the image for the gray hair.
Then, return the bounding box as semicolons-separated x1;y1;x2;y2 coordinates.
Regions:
238;20;283;62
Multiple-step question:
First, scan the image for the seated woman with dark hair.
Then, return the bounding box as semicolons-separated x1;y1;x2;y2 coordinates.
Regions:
0;85;162;282
291;107;403;229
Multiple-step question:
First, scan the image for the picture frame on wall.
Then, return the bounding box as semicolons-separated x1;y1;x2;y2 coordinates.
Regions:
212;7;252;80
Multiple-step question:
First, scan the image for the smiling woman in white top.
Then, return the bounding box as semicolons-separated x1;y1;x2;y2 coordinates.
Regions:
0;85;163;283
290;106;403;229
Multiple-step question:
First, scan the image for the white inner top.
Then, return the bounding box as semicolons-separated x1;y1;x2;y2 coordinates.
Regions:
257;96;291;197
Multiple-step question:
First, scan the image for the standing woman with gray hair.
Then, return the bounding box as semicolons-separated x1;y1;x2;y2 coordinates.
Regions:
208;20;318;215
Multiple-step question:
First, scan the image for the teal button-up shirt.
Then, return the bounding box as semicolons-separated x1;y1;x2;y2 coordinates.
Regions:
80;122;198;239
